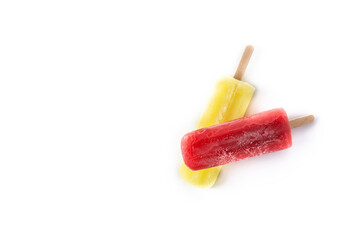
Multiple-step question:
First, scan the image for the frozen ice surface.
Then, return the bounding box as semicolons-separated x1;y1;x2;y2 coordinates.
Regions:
182;108;292;170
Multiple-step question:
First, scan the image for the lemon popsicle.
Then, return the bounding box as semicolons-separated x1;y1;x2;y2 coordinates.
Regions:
180;46;255;188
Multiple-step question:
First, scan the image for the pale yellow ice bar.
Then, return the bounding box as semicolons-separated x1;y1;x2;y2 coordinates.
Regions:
180;76;255;188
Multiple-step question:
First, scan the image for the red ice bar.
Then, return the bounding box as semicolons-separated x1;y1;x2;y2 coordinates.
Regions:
181;108;292;170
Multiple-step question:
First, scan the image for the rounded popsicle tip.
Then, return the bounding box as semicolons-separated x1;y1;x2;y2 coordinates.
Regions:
181;134;194;170
245;45;254;52
308;115;315;123
181;131;208;171
179;162;221;188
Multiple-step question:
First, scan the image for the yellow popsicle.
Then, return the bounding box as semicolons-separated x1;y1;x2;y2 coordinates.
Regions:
180;77;255;187
180;45;255;188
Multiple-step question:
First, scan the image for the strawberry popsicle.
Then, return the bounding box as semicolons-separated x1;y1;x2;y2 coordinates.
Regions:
182;108;314;171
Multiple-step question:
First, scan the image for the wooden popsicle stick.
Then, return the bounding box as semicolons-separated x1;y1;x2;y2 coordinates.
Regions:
289;115;315;129
233;45;254;80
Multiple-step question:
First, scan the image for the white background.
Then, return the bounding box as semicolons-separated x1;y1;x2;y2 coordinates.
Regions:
1;1;359;239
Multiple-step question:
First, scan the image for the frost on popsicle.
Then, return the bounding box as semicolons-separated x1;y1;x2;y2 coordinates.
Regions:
182;108;295;170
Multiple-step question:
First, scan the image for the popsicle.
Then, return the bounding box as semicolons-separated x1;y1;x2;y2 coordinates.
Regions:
180;46;255;188
182;108;314;170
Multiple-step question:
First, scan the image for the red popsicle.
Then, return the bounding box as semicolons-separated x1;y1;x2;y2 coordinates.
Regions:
181;108;314;171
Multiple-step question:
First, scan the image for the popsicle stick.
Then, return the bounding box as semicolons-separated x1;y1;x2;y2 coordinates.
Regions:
233;45;254;80
289;115;315;129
